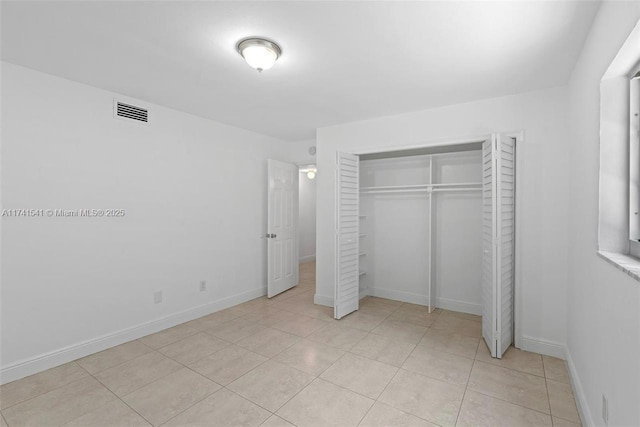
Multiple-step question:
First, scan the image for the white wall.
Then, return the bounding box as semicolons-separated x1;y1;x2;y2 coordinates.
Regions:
316;86;571;357
0;62;293;383
566;2;640;426
298;169;316;263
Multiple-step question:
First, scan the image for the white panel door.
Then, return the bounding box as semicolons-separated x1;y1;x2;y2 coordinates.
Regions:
335;152;359;319
482;134;516;358
267;159;299;298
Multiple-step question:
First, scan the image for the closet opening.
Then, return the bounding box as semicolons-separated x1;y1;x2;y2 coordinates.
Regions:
335;134;521;358
359;143;483;314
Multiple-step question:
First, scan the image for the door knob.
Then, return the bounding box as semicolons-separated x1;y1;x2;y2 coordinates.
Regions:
272;234;277;238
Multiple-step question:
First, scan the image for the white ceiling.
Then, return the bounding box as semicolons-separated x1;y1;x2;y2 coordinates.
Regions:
1;1;600;141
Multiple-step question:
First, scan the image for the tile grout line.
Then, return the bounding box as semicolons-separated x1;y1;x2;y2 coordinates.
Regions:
88;349;182;396
272;349;354;414
454;348;479;426
157;386;236;427
470;343;555;418
222;333;328;425
308;376;378;408
355;361;402;426
85;346;223;427
0;367;92;413
222;386;276;419
139;327;202;351
465;387;555;418
220;339;312;412
472;357;547;379
118;343;248;427
397;351;476;390
85;371;156;427
544;363;580;425
73;339;155;377
156;337;234;368
64;359;155;427
202;348;271;389
370;366;443;427
263;375;315;422
158;356;236;424
275;348;392;413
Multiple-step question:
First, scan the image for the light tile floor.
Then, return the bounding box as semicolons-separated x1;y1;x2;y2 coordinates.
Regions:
0;262;581;427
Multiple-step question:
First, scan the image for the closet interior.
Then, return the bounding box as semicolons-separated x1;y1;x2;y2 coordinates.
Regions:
358;144;483;315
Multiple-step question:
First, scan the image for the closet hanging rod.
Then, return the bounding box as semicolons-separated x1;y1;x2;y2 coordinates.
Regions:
360;182;481;192
361;188;429;194
360;186;482;194
432;182;482;187
360;184;429;191
432;187;482;192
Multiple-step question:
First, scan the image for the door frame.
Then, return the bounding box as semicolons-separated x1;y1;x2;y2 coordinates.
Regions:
346;131;525;349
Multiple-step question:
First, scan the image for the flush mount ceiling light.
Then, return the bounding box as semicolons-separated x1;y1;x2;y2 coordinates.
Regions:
300;165;317;180
236;38;281;72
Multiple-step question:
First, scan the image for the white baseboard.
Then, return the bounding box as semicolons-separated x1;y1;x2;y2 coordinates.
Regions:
298;255;316;263
565;348;592;427
359;288;368;300
519;335;566;359
436;297;482;316
0;286;267;385
313;293;333;307
369;288;429;305
369;288;481;315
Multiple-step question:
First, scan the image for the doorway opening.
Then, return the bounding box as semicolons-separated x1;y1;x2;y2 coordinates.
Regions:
298;164;317;286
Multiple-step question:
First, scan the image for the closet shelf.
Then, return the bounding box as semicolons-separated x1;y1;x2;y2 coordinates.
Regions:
359;252;367;257
359;271;367;276
360;184;429;192
359;233;367;238
360;182;481;194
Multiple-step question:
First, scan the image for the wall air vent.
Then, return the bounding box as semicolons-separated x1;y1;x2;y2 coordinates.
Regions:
114;100;148;123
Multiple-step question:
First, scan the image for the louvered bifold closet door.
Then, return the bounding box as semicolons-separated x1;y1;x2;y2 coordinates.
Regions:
482;134;516;358
496;134;515;357
481;137;498;356
335;152;360;319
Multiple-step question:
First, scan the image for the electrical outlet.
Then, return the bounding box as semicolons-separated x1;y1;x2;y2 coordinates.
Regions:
602;394;608;425
199;280;207;292
154;291;162;304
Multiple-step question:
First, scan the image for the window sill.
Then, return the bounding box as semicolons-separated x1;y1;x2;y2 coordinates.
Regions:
597;251;640;282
